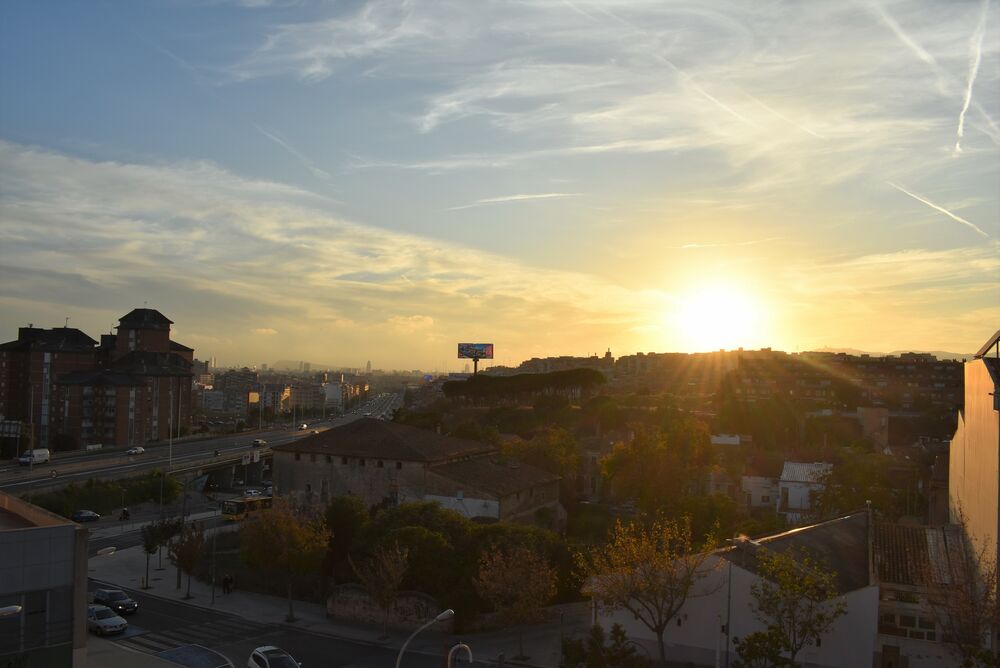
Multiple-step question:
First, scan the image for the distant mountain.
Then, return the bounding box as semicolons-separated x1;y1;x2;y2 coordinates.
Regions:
812;347;972;361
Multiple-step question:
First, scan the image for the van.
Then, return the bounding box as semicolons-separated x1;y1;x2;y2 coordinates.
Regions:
18;449;51;465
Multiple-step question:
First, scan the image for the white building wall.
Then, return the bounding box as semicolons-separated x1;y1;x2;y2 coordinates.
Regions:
741;476;778;508
598;554;879;668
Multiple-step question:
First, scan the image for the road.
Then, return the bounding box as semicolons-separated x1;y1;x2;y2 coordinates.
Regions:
87;578;485;668
0;394;402;494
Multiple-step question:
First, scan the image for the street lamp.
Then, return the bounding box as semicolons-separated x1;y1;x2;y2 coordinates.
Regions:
394;608;454;668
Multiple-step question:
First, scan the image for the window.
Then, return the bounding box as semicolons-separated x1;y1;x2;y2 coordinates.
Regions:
761;495;770;503
377;460;384;468
295;453;301;461
396;461;402;470
326;455;332;463
359;458;365;467
310;454;316;463
342;456;348;465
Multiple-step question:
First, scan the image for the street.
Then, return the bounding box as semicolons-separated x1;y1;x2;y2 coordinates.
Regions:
88;578;486;668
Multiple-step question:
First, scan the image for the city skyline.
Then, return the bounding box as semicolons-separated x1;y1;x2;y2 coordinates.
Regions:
1;1;998;370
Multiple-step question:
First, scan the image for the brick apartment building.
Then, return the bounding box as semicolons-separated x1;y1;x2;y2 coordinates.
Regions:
0;308;193;451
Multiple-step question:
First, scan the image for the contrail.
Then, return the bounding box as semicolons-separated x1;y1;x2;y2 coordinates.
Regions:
888;182;989;238
252;123;333;181
448;193;580;210
955;0;989;153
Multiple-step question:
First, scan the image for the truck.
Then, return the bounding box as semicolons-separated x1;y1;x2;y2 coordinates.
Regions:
18;449;51;465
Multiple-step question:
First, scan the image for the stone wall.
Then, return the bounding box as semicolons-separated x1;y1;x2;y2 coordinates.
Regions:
326;583;453;632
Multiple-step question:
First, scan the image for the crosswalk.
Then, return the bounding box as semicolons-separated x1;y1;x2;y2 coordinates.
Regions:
117;616;271;655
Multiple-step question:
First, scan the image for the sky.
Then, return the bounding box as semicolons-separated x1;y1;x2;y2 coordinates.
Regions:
0;0;998;370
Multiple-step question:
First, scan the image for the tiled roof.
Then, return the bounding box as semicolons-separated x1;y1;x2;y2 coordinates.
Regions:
724;512;871;593
272;418;496;463
118;308;173;330
780;461;832;483
873;522;967;587
0;327;97;352
426;458;559;498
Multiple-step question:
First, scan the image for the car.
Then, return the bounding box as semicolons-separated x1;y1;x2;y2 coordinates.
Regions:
298;423;308;430
126;446;145;455
86;604;128;636
244;489;262;497
248;645;301;668
310;429;319;434
71;510;100;523
92;588;138;615
252;439;266;447
263;486;273;497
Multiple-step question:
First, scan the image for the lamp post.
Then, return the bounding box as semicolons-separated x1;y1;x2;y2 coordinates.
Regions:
395;609;454;668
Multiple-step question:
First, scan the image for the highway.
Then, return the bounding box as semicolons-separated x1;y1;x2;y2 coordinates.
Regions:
0;393;402;494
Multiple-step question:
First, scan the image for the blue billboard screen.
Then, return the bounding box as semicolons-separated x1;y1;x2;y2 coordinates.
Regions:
458;343;494;359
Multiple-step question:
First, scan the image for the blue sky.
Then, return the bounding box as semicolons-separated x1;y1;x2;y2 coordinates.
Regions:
1;0;997;369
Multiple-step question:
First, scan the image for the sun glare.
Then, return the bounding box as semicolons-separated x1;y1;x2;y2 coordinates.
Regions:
671;284;763;352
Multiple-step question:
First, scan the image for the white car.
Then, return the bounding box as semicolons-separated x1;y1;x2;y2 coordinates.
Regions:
87;604;128;636
126;446;145;455
244;489;262;497
248;646;300;668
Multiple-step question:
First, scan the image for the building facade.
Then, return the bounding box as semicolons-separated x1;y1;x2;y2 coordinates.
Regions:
0;309;193;450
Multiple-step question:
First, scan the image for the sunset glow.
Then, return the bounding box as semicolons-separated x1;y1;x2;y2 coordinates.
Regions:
672;285;765;352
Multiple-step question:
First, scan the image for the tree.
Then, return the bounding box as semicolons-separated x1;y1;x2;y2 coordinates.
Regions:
168;524;205;599
733;628;789;667
562;624;649;668
350;541;409;637
580;515;717;667
140;522;160;589
749;548;847;666
325;495;369;581
241;498;331;622
475;544;557;660
156;518;183;571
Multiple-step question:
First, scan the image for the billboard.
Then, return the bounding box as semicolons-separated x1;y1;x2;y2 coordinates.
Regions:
458;343;494;359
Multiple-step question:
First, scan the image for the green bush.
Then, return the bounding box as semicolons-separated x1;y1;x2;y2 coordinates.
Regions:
31;472;182;518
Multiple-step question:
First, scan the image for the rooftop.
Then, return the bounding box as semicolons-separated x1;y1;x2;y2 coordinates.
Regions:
0;326;98;353
0;491;75;530
873;522;968;587
426;457;559;498
780;461;832;484
117;308;173;330
725;511;871;593
272;418;496;463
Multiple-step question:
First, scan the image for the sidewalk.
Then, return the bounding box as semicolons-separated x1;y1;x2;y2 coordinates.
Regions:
87;542;588;667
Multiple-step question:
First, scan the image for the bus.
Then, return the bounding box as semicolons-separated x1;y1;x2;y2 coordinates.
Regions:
221;496;272;521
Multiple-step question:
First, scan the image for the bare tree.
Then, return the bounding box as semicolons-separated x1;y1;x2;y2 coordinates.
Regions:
580;515;717;666
475;544;557;660
350;541;409;638
925;518;1000;667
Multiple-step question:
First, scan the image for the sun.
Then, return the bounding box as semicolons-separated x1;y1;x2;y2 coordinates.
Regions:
670;284;764;352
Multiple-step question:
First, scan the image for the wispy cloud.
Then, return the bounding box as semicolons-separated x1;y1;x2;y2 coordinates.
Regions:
955;0;990;153
0;141;660;366
447;192;580;211
679;237;783;250
888;182;989;238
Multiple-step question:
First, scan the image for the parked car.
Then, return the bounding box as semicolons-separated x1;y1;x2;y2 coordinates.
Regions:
244;489;262;497
71;510;100;523
125;446;145;455
17;448;50;465
92;589;138;615
248;646;300;668
252;439;266;447
86;604;128;636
